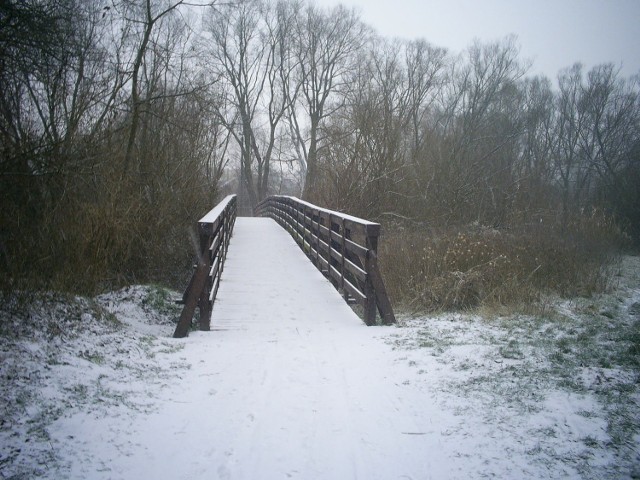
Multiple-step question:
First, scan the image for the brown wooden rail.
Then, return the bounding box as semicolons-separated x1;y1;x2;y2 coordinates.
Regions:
174;195;237;338
255;195;395;325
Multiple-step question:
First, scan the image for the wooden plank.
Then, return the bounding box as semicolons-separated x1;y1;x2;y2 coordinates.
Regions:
275;195;379;233
210;272;222;306
343;277;366;304
209;255;221;286
367;250;396;325
340;218;346;291
174;261;209;338
321;239;367;282
199;195;236;224
209;233;223;257
327;229;368;259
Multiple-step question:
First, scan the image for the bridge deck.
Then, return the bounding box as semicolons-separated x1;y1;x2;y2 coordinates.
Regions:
210;217;364;331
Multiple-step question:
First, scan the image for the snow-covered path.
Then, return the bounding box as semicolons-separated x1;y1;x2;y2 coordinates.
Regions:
151;217;442;479
56;218;452;479
187;217;440;479
7;219;637;478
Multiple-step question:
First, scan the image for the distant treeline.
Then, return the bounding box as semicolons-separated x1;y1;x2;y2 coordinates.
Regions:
1;0;638;295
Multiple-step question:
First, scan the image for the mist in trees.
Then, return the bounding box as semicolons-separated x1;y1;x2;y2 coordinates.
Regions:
1;0;639;294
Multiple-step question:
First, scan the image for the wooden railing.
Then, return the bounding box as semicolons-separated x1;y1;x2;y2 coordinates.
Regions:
174;195;237;338
255;196;395;325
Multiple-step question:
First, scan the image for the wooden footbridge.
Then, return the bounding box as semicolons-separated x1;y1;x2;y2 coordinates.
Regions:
174;195;395;338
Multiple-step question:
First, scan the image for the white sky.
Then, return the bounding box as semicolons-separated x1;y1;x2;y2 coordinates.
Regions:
313;0;640;80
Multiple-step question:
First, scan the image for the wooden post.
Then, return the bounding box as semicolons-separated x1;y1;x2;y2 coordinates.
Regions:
363;231;378;326
295;200;301;245
174;259;209;338
222;209;230;269
314;210;320;268
340;218;346;297
364;229;396;325
369;251;396;325
198;227;212;331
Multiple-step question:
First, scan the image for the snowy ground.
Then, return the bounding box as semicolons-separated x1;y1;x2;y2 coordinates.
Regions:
1;230;639;478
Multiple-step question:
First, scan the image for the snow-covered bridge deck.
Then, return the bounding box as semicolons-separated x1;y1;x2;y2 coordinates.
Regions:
159;217;439;479
174;195;395;338
210;216;365;332
144;204;443;478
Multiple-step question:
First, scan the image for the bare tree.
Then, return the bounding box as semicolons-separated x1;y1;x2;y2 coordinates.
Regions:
551;63;640;226
0;0;128;198
404;39;447;157
326;37;410;216
554;64;589;221
203;0;294;208
287;3;366;200
311;35;447;219
580;64;639;189
120;0;214;175
514;75;558;214
411;36;527;224
205;0;264;207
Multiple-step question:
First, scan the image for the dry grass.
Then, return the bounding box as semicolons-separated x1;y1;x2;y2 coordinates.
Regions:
379;210;622;313
0;155;216;296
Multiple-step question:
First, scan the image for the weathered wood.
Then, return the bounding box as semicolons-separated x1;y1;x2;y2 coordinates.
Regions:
338;217;346;293
198;228;212;331
174;195;237;338
255;195;396;325
363;237;377;326
368;251;396;325
174;261;209;338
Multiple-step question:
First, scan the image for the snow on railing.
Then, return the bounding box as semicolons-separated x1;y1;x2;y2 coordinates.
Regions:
173;195;237;338
255;195;395;325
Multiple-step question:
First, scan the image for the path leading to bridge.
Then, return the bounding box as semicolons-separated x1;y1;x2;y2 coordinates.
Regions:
118;217;451;479
7;216;629;479
51;218;469;479
170;217;442;479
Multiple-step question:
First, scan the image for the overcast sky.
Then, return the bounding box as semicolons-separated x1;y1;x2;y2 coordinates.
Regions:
313;0;640;80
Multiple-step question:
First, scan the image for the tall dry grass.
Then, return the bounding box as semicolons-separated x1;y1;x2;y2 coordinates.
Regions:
0;150;217;295
379;209;622;313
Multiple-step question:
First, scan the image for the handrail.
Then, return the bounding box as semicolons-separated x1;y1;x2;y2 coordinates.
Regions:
173;195;237;338
255;195;395;325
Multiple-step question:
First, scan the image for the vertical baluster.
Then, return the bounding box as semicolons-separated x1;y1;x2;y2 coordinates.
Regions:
340;218;346;296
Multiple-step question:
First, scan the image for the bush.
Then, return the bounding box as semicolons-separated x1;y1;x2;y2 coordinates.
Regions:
0;150;216;296
379;210;621;313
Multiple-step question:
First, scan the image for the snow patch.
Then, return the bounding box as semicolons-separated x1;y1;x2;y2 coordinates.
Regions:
1;244;638;479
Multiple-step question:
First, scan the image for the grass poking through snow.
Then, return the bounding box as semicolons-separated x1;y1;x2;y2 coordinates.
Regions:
0;286;187;479
387;256;640;479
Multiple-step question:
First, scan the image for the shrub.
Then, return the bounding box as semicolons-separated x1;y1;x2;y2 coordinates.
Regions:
0;151;216;296
379;210;621;313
